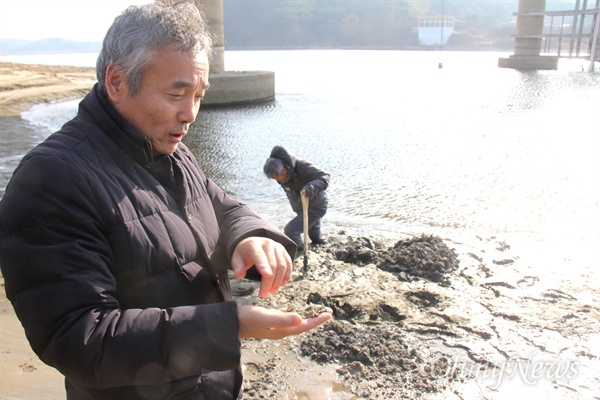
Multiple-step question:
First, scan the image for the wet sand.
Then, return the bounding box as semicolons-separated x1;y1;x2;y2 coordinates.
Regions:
1;62;599;399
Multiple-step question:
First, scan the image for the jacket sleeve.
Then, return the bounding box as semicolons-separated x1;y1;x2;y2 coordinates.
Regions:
297;160;330;199
204;176;297;264
302;176;330;198
0;155;241;389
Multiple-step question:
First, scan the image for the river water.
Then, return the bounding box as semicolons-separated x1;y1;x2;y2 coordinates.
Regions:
1;50;599;279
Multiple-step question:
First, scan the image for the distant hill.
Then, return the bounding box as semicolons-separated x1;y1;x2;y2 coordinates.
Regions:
0;38;101;55
1;0;578;53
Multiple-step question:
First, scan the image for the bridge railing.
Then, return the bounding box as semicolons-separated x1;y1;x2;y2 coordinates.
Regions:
513;7;600;61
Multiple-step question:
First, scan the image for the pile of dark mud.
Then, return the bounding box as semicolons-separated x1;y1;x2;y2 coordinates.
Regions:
298;234;460;398
300;320;454;398
239;232;465;399
328;234;460;286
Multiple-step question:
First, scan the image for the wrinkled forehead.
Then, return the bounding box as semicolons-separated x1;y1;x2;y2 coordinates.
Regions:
149;46;210;88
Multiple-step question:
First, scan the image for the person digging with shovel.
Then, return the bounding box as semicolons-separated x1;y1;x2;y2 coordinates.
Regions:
264;146;330;266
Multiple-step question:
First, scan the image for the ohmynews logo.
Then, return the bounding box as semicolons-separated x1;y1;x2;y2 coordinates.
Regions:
430;351;580;390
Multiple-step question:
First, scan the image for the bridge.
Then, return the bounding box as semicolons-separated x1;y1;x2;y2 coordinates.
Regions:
198;0;599;106
499;0;600;71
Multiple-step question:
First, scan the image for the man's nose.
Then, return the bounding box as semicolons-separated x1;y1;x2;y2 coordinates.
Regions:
178;99;198;125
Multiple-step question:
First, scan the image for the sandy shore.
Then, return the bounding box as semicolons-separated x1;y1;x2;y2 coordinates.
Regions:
1;63;599;399
0;62;96;116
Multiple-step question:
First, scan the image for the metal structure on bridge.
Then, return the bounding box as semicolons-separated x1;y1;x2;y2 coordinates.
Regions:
499;0;600;71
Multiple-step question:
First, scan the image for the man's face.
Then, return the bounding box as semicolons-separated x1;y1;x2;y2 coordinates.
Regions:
272;168;289;184
115;47;210;155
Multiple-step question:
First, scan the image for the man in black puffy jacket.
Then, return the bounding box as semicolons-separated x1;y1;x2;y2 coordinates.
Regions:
264;146;330;249
0;3;331;399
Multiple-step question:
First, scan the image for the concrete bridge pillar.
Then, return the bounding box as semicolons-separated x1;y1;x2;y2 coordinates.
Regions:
499;0;559;69
513;0;546;56
200;0;225;74
196;0;275;106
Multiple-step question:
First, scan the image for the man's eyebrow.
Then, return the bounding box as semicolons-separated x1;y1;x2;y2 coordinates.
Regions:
171;79;210;90
171;79;195;89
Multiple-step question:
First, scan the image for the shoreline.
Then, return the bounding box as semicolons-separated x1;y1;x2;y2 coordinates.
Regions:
0;62;96;117
1;62;599;399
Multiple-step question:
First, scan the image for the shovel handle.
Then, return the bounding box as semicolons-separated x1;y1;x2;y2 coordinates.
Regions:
301;192;309;271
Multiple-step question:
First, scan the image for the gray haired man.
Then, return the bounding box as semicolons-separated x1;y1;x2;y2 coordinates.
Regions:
0;3;331;399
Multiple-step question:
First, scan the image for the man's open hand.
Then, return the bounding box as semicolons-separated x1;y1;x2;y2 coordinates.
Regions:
237;304;332;339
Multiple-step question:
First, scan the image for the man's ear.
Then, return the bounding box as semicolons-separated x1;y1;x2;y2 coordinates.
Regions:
104;64;127;103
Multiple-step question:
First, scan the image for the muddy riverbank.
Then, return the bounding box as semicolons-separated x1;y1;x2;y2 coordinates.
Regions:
2;231;598;399
236;232;600;399
0;61;598;400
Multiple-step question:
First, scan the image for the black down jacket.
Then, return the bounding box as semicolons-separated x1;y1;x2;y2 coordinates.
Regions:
0;85;295;399
269;145;330;213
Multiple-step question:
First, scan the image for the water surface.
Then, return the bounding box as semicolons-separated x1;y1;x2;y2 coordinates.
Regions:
1;50;598;276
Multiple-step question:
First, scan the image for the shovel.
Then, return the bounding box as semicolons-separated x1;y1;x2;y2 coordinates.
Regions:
301;191;309;272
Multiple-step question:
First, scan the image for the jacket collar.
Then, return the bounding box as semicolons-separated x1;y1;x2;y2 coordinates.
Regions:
79;84;155;166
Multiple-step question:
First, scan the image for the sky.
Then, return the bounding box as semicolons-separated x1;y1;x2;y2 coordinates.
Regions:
0;0;152;42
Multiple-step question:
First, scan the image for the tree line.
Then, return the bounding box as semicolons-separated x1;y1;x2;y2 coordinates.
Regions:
222;0;520;50
221;0;577;50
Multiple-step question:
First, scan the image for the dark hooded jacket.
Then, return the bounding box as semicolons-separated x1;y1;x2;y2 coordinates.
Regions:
269;146;329;213
0;85;295;399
